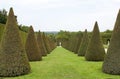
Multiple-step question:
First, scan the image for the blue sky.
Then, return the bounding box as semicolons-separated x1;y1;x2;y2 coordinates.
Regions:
1;0;120;31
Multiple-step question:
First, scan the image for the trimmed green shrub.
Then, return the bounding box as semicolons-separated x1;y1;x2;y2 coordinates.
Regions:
46;36;53;52
67;32;82;53
0;7;30;77
25;26;42;61
68;34;76;52
42;32;51;54
41;32;48;55
85;22;105;61
78;29;89;56
68;34;75;52
102;10;120;75
73;32;83;54
47;36;55;50
37;31;47;56
41;33;48;56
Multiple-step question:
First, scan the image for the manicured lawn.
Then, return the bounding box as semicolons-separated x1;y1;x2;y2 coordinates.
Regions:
2;47;120;79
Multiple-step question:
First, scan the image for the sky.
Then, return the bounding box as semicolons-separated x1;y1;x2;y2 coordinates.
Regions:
1;0;120;32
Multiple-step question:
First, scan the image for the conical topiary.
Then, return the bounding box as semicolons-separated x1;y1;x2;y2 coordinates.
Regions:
73;31;83;54
25;26;42;61
68;33;76;52
85;22;105;61
41;33;48;56
69;32;83;53
78;29;89;56
102;10;120;75
72;34;78;53
40;32;48;55
0;7;30;77
37;31;47;56
68;34;76;52
42;32;51;54
46;36;55;52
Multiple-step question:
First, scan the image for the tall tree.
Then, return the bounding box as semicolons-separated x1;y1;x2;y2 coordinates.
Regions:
0;7;30;77
85;22;105;61
102;10;120;75
25;26;42;61
0;9;7;24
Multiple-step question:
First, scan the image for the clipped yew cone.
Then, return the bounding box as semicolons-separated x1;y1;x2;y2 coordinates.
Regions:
102;10;120;75
85;22;105;61
0;7;30;77
42;32;51;54
37;31;47;56
25;26;42;61
78;29;89;56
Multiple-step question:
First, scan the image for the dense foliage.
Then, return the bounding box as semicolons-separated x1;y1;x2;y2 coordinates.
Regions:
0;7;119;77
42;32;51;54
102;10;120;75
0;9;7;24
25;26;42;61
0;8;30;77
19;25;30;33
37;31;47;56
78;29;89;56
85;22;105;61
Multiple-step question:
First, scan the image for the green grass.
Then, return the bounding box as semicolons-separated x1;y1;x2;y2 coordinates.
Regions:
2;47;120;79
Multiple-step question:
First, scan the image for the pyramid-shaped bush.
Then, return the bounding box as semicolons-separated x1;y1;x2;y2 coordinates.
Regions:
25;26;42;61
85;22;105;61
102;10;120;75
0;8;30;77
68;34;76;52
47;36;56;51
41;32;48;54
42;32;51;54
78;29;89;56
37;31;47;56
72;34;79;53
41;33;48;55
69;32;82;53
73;31;83;54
